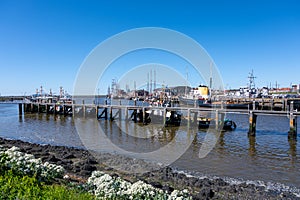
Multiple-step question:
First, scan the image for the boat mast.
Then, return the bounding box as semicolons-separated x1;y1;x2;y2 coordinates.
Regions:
209;62;213;98
248;70;257;97
185;66;188;96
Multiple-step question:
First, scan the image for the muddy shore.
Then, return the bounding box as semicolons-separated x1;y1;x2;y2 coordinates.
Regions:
0;137;298;200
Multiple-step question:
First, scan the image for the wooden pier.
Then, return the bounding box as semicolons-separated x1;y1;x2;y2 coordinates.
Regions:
18;101;300;139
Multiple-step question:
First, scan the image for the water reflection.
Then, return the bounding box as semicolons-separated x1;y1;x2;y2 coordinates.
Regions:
288;137;297;165
248;135;256;157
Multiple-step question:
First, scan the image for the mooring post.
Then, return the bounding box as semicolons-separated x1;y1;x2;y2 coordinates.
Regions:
80;100;85;117
18;103;23;116
96;106;99;118
187;108;190;127
288;113;297;138
72;105;75;118
252;101;256;110
248;111;257;136
46;104;49;114
82;106;85;118
163;108;167;126
109;106;113;121
142;107;146;124
133;109;137;123
125;107;128;120
288;101;297;138
284;99;288;111
219;112;225;130
104;108;108;120
119;108;122;120
215;110;219;130
193;111;198;125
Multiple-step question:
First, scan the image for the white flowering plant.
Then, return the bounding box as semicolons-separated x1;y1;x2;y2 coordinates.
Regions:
0;145;192;199
88;170;192;200
0;145;65;182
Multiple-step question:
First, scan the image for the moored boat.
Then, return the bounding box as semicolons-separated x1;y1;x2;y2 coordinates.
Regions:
198;117;237;130
179;85;210;107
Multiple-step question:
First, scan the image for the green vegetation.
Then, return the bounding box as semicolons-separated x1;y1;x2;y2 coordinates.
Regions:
0;145;94;200
0;170;94;200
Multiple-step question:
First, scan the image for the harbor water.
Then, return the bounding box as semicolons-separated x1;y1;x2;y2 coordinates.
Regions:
0;102;300;192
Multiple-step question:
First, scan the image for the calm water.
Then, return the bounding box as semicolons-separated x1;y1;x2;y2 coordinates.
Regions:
0;103;300;190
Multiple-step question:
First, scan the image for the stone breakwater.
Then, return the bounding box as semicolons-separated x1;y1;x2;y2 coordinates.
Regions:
0;137;298;200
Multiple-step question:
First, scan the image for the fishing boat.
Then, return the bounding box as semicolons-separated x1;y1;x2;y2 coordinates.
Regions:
179;85;210;106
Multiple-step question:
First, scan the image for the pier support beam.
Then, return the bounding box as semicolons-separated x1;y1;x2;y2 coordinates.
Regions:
288;113;297;139
142;107;146;124
18;103;23;116
248;111;257;136
187;108;190;128
288;101;297;139
125;107;128;120
252;101;256;110
163;108;167;126
133;109;137;123
109;107;113;121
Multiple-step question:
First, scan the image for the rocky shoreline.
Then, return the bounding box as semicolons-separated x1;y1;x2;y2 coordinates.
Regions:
0;137;299;200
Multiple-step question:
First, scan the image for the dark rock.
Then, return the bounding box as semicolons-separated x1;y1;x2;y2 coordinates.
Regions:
63;153;76;159
149;181;163;189
48;155;61;162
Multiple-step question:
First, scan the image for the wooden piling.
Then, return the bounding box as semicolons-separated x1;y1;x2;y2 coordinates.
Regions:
163;108;167;126
219;112;225;130
96;106;99;118
142;107;146;124
125;107;128;120
288;113;297;138
119;108;122;120
72;105;75;117
18;103;22;115
193;111;198;124
46;104;49;114
133;109;137;123
187;108;190;127
288;102;297;138
109;107;113;121
248;111;257;136
215;110;219;130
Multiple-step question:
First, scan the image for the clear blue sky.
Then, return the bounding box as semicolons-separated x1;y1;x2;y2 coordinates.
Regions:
0;0;299;95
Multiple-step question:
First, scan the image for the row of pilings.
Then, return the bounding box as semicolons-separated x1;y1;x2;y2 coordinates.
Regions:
19;101;298;139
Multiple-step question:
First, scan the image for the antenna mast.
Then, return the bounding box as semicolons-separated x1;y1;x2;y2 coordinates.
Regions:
248;69;256;89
